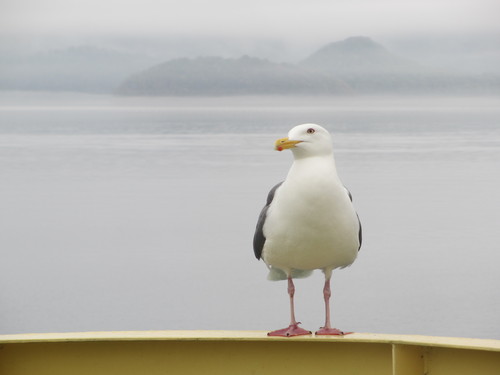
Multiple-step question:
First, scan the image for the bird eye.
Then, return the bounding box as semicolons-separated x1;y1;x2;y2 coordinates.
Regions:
307;128;315;134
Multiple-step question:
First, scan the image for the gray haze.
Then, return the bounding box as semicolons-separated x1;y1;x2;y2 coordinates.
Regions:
2;0;500;39
1;0;500;71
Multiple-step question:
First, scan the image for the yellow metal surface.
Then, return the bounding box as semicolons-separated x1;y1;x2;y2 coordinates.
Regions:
392;344;424;375
1;331;499;375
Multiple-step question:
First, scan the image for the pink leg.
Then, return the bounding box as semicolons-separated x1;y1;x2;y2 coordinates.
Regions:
268;277;312;337
315;278;352;335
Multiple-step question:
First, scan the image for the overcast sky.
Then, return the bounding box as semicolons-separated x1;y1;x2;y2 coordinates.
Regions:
2;0;500;42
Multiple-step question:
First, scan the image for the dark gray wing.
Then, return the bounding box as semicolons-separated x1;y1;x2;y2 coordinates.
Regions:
344;186;362;251
356;213;362;251
253;182;283;260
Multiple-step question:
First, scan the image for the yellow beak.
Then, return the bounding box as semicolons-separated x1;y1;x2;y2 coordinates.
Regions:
275;137;302;151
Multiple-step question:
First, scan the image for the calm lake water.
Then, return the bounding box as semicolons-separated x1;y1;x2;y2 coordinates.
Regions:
1;92;499;339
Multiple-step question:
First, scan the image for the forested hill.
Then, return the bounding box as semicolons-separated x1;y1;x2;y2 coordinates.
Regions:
300;36;422;75
299;36;500;93
116;55;349;96
117;37;500;95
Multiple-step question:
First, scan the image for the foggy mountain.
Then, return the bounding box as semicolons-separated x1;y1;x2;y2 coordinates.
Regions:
385;34;500;75
299;36;500;93
118;36;500;95
0;45;156;92
301;36;423;75
1;36;499;95
117;56;349;96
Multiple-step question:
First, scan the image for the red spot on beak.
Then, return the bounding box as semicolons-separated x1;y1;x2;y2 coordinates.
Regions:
277;146;283;151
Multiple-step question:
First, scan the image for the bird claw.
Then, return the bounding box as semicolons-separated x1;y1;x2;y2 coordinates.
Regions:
315;327;353;336
268;323;312;337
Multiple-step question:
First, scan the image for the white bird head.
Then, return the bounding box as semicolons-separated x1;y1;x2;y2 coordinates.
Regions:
275;124;333;158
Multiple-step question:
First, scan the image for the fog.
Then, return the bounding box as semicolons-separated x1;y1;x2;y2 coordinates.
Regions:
2;0;500;38
1;0;500;63
0;0;500;93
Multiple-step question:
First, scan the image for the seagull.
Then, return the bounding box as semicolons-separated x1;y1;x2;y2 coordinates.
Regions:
253;124;362;337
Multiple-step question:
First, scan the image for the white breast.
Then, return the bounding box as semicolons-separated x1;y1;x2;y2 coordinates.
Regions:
262;157;359;274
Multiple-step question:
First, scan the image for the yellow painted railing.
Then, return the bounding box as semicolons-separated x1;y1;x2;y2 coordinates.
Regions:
1;331;499;375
